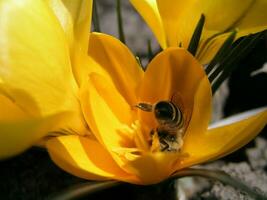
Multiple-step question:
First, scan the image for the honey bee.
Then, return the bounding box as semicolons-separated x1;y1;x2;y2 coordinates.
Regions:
135;93;188;152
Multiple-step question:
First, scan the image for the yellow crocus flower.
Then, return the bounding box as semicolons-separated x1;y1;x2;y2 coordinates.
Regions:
0;0;92;158
130;0;267;64
1;0;266;186
46;33;267;185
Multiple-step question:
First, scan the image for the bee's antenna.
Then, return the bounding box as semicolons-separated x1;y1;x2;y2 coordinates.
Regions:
133;103;153;112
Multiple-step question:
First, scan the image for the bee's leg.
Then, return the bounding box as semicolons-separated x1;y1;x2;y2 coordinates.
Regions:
150;129;155;136
157;130;170;152
148;129;155;146
160;140;169;152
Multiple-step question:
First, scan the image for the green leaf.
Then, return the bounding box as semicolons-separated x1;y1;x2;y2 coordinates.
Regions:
206;30;237;76
147;39;153;61
135;55;144;70
92;0;101;32
48;181;121;200
116;0;126;44
212;32;264;94
187;14;205;56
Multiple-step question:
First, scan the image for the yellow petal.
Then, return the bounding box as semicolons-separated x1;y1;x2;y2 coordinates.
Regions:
80;73;149;175
61;0;92;53
196;0;267;64
0;0;87;135
0;91;87;158
193;0;267;33
157;0;267;45
80;73;135;149
181;77;212;151
196;32;230;65
238;0;267;32
0;93;27;121
156;0;197;48
141;48;207;102
0;112;67;159
88;33;144;105
47;0;93;85
0;0;77;116
46;0;74;46
123;152;182;185
133;0;267;64
71;49;108;87
178;107;267;169
139;48;210;136
130;0;166;48
46;135;137;182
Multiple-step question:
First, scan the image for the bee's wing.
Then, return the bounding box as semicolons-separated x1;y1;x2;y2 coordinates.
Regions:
171;92;192;133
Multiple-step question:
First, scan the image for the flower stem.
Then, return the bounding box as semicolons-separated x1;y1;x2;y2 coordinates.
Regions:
48;181;121;200
172;168;267;200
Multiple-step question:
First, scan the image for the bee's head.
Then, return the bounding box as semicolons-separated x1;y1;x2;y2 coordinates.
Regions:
135;101;182;125
154;101;176;123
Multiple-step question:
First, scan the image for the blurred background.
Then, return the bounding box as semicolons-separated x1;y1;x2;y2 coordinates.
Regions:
0;1;266;199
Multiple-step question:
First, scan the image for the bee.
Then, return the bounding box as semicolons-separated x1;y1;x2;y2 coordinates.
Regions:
135;93;188;152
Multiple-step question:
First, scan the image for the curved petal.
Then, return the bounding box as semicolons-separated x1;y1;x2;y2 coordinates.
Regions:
0;112;68;159
0;91;87;158
87;33;144;105
0;0;87;135
0;0;77;115
196;32;230;65
238;0;267;32
130;0;166;48
156;0;267;45
139;48;210;137
71;49;108;87
123;152;181;185
193;0;267;33
46;0;74;46
181;76;212;151
80;73;153;175
47;0;93;86
133;0;267;64
156;0;197;48
80;73;136;149
195;0;267;64
140;48;207;102
178;107;267;169
0;93;27;121
61;0;92;53
46;135;137;182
